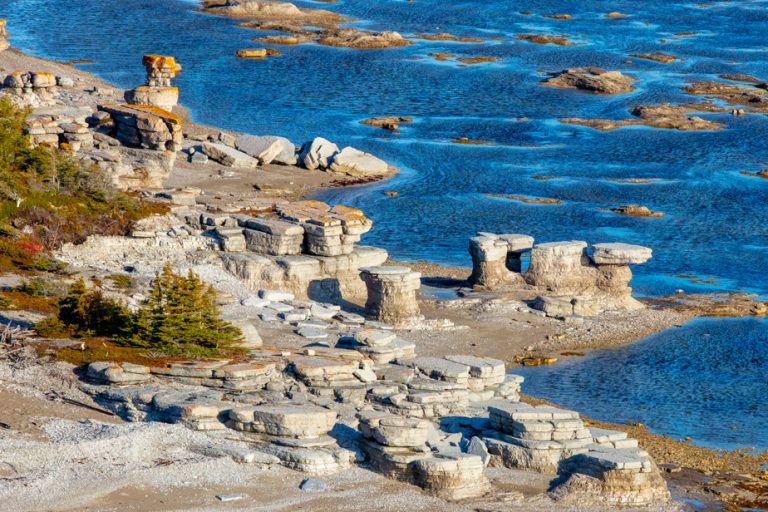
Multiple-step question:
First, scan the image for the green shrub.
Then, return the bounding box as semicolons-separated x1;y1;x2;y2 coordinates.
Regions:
35;268;241;357
129;264;241;355
52;278;135;338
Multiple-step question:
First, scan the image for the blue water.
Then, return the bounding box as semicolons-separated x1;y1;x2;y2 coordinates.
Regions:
516;317;768;451
2;0;767;447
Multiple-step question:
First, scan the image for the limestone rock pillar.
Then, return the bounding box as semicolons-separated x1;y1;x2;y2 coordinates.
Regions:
360;266;422;325
126;55;182;110
524;240;595;293
468;233;533;288
591;243;652;310
0;19;10;52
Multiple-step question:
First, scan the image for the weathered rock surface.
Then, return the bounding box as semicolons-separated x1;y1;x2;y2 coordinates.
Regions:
630;52;677;63
561;103;723;131
360;116;413;130
318;29;410;49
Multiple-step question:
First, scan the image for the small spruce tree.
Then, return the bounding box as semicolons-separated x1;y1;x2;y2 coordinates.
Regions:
131;264;240;355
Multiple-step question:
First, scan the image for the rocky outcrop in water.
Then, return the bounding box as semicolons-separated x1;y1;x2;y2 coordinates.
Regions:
561;102;723;131
610;204;665;217
542;67;637;94
468;234;652;316
630;52;677;63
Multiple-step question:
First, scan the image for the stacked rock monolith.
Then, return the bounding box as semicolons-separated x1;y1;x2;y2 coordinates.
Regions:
468;233;534;288
126;55;182;110
0;19;10;52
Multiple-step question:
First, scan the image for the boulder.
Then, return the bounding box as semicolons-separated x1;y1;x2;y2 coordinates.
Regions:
329;147;389;177
300;137;339;170
235;134;297;165
202;142;259;168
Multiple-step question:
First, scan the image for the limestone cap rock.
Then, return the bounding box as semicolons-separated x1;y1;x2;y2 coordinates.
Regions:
591;243;652;265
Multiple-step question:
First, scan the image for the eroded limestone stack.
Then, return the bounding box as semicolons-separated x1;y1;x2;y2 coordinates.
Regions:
126;55;182;110
3;71;66;107
553;440;670;506
0;19;10;52
360;266;422;326
485;402;592;473
522;240;652;316
229;403;355;473
277;201;373;257
97;104;183;152
357;410;489;500
24;106;94;151
468;233;534;288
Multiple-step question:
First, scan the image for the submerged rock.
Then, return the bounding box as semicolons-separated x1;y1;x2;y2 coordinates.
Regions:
516;34;576;46
542;67;637;94
317;29;410;49
630;52;678;63
609;204;664;218
360;116;413;130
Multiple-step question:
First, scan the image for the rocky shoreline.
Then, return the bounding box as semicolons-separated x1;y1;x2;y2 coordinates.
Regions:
1;19;767;512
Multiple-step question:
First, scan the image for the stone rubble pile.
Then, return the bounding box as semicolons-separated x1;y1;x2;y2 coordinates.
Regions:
195;200;373;259
126;54;182;110
83;332;670;506
468;233;652;317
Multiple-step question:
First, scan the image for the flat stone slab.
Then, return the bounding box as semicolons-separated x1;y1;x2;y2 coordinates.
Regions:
250;404;337;438
591;242;652;265
355;329;397;347
413;357;470;381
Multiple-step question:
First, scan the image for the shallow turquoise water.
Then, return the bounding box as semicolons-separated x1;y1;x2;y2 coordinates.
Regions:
2;0;767;448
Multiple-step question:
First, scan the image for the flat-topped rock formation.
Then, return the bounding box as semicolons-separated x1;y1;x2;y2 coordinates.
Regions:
467;233;652;317
468;233;534;288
